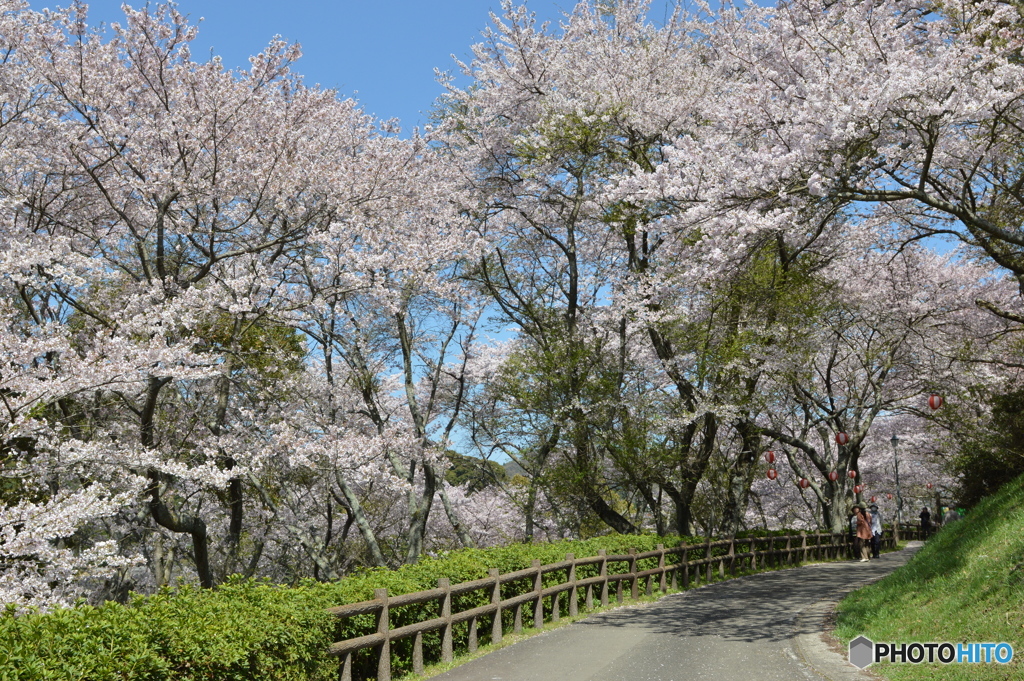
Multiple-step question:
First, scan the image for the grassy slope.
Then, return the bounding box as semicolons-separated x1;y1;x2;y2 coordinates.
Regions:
834;474;1024;680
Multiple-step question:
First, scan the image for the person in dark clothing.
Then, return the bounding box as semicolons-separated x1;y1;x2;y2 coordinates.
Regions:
919;507;931;536
869;503;882;558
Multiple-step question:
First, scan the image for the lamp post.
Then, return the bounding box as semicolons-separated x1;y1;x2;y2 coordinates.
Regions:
891;434;903;527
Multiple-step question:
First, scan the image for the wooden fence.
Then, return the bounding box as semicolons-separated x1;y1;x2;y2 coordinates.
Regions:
896;523;930;540
326;529;898;681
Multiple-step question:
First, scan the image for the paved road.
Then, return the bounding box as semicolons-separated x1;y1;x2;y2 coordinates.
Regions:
434;546;921;681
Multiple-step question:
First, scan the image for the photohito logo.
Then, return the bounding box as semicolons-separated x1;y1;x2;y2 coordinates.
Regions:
848;636;1014;669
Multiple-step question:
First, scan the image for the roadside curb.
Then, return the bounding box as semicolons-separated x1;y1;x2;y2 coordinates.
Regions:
793;584;880;680
792;544;923;681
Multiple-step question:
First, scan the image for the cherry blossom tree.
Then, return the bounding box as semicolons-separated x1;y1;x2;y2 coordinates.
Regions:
756;246;1016;531
286;126;487;565
438;0;773;536
0;0;468;600
633;0;1024;313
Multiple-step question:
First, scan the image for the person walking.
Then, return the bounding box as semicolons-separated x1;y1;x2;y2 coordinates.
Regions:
855;504;873;562
919;507;931;537
849;506;859;560
869;503;883;558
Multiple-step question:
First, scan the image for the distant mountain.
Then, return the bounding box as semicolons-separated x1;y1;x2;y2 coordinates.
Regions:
503;460;527;478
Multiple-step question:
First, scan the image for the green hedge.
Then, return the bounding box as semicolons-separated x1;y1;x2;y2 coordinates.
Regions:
0;580;339;681
0;532;812;680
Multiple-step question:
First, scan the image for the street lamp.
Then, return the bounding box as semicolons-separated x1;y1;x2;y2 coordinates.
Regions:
891;434;903;527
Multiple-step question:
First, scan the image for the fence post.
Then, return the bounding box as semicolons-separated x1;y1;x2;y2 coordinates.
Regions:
785;535;792;565
599;550;609;607
490;568;502;645
340;652;353;681
767;536;775;568
439;578;453;664
706;540;713;582
749;537;756;570
658;544;667;593
681;545;689;588
413;631;424;675
728;539;736;577
374;588;391;681
532;559;544;628
800;532;808;563
468;615;478;653
567;553;579;617
629;548;638;600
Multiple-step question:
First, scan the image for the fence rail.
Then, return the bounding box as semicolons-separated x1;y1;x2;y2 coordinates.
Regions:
897;522;929;540
328;529;900;681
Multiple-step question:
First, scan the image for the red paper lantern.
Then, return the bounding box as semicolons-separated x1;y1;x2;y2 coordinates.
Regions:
870;496;877;503
764;451;776;464
887;493;893;500
828;471;839;482
767;468;778;480
835;432;851;446
928;394;944;410
854;484;863;494
799;478;810;489
926;482;933;489
848;470;857;479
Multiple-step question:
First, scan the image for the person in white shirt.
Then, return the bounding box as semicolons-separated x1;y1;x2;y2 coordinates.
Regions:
869;503;883;558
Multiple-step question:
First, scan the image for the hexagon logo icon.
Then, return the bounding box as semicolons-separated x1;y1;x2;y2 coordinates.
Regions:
849;636;874;669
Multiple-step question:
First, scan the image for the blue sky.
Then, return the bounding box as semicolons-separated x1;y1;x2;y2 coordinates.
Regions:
37;0;677;131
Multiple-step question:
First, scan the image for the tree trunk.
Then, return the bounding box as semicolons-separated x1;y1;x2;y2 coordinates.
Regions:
148;471;214;588
589;493;639;535
524;482;537;541
140;375;215;588
333;470;387;567
437;475;477;549
404;462;437;564
721;420;761;538
674;495;694;537
663;481;696;536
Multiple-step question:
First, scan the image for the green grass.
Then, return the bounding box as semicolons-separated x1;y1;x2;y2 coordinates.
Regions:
834;474;1024;680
